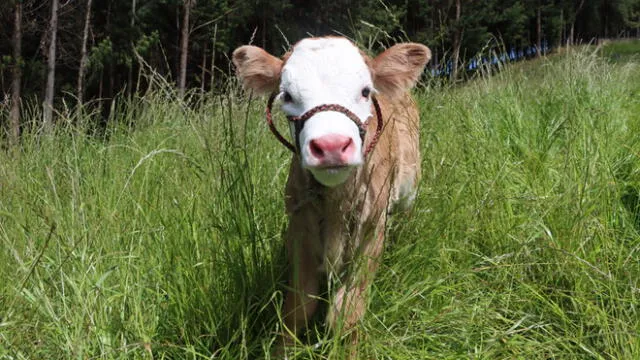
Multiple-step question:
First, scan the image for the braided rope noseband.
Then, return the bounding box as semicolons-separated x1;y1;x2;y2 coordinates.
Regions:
265;92;383;157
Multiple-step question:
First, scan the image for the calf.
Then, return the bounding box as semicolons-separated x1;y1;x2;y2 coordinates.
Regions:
233;37;430;356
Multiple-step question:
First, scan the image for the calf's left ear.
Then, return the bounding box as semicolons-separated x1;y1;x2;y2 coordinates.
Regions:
371;43;431;98
232;45;283;95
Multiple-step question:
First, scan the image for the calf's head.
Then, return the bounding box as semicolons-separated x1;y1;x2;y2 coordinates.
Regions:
233;37;430;187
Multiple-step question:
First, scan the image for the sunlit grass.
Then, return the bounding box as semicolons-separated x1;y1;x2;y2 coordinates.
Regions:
601;39;640;63
1;47;639;359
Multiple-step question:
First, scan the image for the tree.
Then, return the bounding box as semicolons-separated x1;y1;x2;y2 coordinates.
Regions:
178;0;194;98
451;0;462;81
77;0;93;106
568;0;586;45
43;0;59;130
2;0;638;120
536;1;543;55
9;0;22;144
128;0;136;98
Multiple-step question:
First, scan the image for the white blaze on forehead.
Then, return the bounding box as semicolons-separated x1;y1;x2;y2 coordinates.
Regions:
281;38;373;116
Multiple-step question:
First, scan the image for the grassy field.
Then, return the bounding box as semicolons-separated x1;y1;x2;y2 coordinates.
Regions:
599;38;640;63
1;43;640;359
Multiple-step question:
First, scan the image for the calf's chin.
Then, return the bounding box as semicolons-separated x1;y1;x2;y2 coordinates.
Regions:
308;165;356;187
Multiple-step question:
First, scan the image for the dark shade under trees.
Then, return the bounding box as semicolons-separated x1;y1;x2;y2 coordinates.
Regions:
0;0;639;140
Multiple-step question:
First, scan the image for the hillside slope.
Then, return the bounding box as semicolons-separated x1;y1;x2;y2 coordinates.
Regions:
1;46;639;359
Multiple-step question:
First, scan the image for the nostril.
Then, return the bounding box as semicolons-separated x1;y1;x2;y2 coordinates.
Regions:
341;138;354;154
310;140;324;158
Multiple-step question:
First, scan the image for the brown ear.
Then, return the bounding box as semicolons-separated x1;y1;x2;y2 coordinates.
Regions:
232;45;283;95
371;43;431;98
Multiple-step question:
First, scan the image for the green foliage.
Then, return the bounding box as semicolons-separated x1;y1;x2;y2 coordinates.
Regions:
88;38;113;72
134;31;160;59
2;0;639;113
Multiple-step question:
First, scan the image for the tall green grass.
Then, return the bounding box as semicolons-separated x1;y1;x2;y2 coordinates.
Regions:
1;48;639;359
600;39;640;63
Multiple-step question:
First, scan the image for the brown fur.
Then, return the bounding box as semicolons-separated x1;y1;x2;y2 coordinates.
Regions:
280;94;421;353
233;38;429;357
232;45;283;94
371;43;431;98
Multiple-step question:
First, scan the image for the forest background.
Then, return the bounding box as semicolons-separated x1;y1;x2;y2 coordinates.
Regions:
1;0;640;143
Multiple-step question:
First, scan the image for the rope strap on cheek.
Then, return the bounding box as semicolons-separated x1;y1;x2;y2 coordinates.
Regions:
266;93;297;153
366;96;384;157
265;92;384;157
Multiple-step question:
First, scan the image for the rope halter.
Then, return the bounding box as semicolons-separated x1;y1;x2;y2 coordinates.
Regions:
265;92;383;157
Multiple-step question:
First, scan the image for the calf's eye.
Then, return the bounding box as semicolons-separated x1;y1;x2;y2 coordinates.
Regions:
361;87;371;98
283;92;293;102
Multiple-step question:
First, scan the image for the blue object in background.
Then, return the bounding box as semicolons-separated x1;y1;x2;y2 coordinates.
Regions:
427;41;554;78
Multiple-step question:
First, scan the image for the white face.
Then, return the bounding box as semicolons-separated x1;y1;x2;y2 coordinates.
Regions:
278;38;374;187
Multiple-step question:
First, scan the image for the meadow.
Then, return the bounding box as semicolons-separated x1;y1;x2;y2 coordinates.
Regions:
1;41;640;359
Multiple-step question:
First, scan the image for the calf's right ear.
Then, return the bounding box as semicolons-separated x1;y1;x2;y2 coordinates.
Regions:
232;45;283;95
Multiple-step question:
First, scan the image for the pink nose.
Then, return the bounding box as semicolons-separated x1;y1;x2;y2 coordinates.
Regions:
309;134;356;165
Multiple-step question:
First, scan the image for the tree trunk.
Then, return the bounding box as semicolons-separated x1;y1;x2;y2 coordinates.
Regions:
98;69;103;99
43;0;59;131
107;0;114;101
451;0;462;81
569;23;574;46
128;0;136;98
77;0;93;106
9;0;23;145
262;9;266;48
178;0;193;98
536;4;542;56
210;23;217;92
560;8;565;47
200;40;207;94
603;6;608;39
569;0;585;46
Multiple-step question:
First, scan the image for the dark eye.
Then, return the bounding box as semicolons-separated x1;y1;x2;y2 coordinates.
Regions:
361;87;371;98
283;92;293;102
